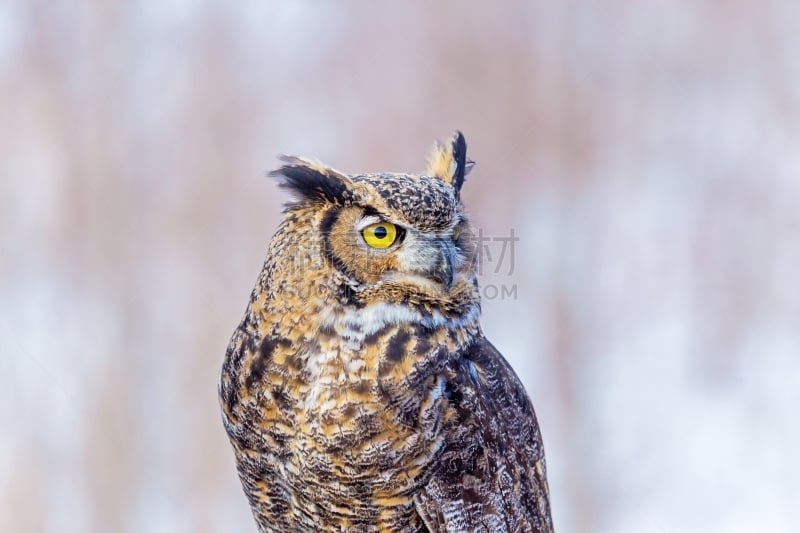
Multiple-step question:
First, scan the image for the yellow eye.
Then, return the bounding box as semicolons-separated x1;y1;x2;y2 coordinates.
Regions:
452;226;461;241
362;222;398;249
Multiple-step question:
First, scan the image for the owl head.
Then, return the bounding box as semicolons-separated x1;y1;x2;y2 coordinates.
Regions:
269;131;480;315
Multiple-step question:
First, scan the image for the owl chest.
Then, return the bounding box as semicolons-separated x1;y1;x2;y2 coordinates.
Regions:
268;339;449;484
262;344;445;529
231;336;453;531
292;343;442;445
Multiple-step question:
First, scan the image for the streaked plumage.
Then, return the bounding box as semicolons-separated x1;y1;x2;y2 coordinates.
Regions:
219;132;554;532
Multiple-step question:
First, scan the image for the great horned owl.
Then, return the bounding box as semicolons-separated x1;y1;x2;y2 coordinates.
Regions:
219;132;554;532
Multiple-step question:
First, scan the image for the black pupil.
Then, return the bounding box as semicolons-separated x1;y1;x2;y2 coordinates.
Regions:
374;226;388;239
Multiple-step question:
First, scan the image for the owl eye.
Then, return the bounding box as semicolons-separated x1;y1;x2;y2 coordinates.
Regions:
362;222;398;249
452;226;461;241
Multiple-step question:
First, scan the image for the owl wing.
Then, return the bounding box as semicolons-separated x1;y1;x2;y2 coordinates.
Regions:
414;337;554;533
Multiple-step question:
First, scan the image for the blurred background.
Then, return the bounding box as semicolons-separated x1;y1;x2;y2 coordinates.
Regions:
2;1;799;532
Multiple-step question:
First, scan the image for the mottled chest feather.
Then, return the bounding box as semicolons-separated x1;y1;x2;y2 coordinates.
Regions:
221;300;479;531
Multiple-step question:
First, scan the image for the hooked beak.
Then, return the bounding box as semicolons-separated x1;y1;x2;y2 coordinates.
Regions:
430;241;455;290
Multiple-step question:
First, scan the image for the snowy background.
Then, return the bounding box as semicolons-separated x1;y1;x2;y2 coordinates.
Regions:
2;2;799;532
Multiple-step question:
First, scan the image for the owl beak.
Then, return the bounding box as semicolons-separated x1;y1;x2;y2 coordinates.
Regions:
431;242;455;290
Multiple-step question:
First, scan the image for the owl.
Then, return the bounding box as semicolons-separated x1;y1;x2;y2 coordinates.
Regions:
219;132;553;532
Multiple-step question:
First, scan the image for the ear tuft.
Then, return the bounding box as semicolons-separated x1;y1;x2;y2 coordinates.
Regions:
425;131;474;197
269;156;353;206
